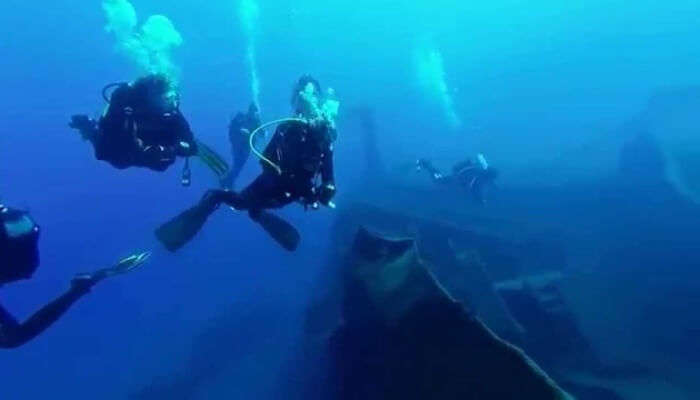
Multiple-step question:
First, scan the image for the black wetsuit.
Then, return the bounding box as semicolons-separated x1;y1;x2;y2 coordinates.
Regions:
418;158;496;203
221;120;335;216
74;83;198;172
0;282;92;348
221;110;262;189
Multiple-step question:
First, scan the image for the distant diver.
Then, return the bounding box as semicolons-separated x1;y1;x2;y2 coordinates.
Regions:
0;203;150;348
69;74;228;184
417;154;499;204
221;102;263;190
155;75;340;252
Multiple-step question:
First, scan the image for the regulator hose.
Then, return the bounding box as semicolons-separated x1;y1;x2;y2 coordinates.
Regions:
101;82;127;103
248;118;307;175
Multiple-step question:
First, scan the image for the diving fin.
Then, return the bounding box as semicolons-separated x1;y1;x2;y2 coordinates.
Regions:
252;211;301;252
196;140;230;180
155;198;218;252
74;251;152;283
108;251;152;276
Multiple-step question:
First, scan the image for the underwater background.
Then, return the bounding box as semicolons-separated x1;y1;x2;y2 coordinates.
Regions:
1;0;700;398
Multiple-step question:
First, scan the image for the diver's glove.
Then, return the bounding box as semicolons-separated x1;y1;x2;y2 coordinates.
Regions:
175;140;196;157
69;115;98;141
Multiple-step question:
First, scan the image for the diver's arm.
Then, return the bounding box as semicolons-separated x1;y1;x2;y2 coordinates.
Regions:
0;283;92;349
95;98;143;169
418;159;452;184
132;144;176;172
127;113;192;171
93;124;140;169
69;115;99;143
172;113;198;157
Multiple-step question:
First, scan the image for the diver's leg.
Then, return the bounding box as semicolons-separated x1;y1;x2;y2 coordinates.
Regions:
222;140;250;189
469;174;494;204
236;173;288;209
212;171;299;214
220;173;233;191
0;279;94;348
206;173;271;211
417;159;449;184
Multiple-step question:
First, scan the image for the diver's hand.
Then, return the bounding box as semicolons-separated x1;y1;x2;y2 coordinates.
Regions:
69;115;97;140
175;140;196;157
68;114;92;130
143;145;176;170
318;183;336;206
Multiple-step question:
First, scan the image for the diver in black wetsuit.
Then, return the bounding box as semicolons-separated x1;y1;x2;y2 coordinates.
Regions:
156;75;338;252
0;204;149;348
69;74;226;177
221;103;262;189
417;154;499;204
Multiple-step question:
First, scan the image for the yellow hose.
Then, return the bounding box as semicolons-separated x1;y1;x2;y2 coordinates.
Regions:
249;118;307;175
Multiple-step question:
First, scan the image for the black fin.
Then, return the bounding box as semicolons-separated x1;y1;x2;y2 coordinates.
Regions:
253;211;301;252
155;201;216;252
196;140;230;179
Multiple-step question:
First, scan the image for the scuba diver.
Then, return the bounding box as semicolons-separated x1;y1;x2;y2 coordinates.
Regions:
417;154;499;204
155;75;339;252
221;103;262;190
0;203;150;348
69;74;228;182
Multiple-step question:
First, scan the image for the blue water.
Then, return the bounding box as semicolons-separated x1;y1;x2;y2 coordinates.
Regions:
1;0;700;398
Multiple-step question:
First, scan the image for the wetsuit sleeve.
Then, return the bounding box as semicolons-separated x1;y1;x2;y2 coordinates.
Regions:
419;159;452;184
170;112;198;157
94;85;142;169
0;285;90;349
